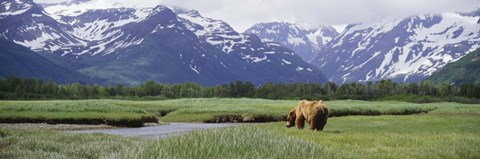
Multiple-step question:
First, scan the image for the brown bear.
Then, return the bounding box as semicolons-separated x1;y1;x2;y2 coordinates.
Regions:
286;100;329;131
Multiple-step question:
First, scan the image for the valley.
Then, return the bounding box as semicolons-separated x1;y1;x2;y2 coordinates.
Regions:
0;0;479;159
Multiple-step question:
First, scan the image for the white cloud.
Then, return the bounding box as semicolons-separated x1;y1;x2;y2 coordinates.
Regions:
35;0;480;32
162;0;479;32
35;0;65;2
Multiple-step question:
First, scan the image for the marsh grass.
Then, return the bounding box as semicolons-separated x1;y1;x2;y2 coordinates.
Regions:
1;107;479;159
1;98;478;124
156;99;463;122
0;100;156;127
1;99;479;158
120;98;294;122
0;100;147;113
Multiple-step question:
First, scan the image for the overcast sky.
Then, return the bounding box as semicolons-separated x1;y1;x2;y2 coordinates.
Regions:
36;0;480;32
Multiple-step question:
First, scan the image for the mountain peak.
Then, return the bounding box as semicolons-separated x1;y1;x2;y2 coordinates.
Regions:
149;5;175;18
244;22;339;61
250;22;312;32
0;0;37;18
172;7;201;17
0;0;84;53
151;5;170;12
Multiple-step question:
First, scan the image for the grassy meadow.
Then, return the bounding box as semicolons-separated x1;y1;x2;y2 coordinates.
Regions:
0;100;158;127
1;98;479;158
0;98;462;124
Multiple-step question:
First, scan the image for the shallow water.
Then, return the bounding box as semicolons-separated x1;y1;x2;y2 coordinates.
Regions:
70;123;243;139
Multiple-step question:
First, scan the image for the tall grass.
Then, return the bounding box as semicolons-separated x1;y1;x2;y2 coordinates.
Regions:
116;127;333;159
0;129;142;159
0;127;333;159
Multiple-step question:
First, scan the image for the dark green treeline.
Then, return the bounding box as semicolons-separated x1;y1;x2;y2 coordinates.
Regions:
1;77;479;103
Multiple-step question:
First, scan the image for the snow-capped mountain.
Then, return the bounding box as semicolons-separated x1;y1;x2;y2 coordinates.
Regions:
312;11;480;83
0;0;85;53
244;22;339;62
0;0;328;85
74;5;247;85
174;8;326;82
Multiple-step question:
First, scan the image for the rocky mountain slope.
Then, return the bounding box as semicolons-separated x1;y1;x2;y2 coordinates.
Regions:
426;48;480;85
0;38;91;83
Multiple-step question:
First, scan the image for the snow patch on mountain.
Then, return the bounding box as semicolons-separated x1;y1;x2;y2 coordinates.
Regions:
0;0;32;17
175;8;250;54
0;0;87;53
296;66;304;71
282;59;292;64
39;0;127;20
287;36;306;46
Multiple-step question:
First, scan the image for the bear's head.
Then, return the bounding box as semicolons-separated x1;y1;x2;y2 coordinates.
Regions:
286;108;296;128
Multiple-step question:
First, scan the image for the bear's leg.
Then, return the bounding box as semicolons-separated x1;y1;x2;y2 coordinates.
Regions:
295;115;305;129
319;108;329;131
315;114;328;131
309;119;316;130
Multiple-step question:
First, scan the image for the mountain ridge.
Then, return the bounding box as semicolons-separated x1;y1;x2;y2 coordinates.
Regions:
244;10;480;84
244;22;339;62
0;38;91;83
426;48;480;85
0;0;328;85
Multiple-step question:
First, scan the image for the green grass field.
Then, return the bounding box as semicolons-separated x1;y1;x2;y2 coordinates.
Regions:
0;98;479;158
106;98;480;120
1;98;470;125
1;109;479;158
0;100;158;127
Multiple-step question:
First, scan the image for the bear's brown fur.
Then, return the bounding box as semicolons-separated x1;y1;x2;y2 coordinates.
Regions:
286;100;328;131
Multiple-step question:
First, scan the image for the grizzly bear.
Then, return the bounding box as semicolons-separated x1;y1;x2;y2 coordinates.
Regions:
286;100;329;131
